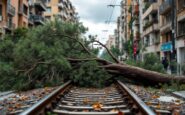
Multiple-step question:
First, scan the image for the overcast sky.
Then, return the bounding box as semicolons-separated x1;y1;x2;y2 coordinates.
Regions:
71;0;121;43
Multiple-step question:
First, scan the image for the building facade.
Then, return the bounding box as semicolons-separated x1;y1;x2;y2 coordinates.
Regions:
0;0;29;38
116;0;133;59
159;0;175;62
0;0;15;38
141;0;160;60
176;0;185;75
0;0;77;38
44;0;77;22
116;0;185;75
18;0;29;27
106;35;116;50
132;0;140;60
28;0;47;26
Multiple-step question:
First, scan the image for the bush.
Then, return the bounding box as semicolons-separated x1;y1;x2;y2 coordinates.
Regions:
126;53;165;73
70;61;112;88
160;80;185;92
170;61;177;74
181;64;185;75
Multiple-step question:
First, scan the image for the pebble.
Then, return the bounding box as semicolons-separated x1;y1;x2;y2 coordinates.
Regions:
126;83;185;114
0;87;57;114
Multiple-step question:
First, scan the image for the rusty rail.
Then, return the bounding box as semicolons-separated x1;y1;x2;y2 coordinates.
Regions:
20;81;72;115
117;80;155;115
20;80;155;115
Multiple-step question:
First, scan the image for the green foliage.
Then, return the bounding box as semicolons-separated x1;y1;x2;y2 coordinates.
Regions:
160;81;185;92
126;53;165;73
100;46;121;62
128;6;132;13
70;61;112;88
182;64;185;75
0;20;107;91
170;61;177;74
124;40;133;58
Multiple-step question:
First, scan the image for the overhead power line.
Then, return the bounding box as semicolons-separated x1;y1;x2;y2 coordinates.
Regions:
106;0;118;24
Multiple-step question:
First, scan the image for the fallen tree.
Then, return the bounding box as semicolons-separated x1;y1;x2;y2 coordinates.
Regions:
65;35;185;85
0;20;185;91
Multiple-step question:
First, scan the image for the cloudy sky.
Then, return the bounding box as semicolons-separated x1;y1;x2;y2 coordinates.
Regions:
71;0;121;43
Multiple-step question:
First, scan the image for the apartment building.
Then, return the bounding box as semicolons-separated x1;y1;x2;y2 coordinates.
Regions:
0;0;29;38
28;0;46;26
176;0;185;74
141;0;160;59
0;0;15;38
116;16;122;50
121;0;128;44
18;0;29;27
132;0;140;59
44;0;77;22
116;0;132;59
106;35;116;50
159;0;175;63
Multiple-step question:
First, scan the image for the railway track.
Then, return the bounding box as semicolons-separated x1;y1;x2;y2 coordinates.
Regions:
20;80;155;115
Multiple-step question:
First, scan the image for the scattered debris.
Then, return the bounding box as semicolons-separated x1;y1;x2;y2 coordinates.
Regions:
126;83;185;114
0;87;57;114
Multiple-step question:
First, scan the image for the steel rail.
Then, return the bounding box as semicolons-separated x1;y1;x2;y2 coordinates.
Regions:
20;80;155;115
20;81;72;115
117;80;155;115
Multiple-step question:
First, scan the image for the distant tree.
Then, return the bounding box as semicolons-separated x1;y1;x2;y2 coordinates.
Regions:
100;46;121;62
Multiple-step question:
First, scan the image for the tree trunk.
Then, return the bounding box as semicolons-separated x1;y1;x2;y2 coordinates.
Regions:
67;58;185;84
102;64;185;84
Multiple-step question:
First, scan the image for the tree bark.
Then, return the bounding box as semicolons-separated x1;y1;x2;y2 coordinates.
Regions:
67;57;185;84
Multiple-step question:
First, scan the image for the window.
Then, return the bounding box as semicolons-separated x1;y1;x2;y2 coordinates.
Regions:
46;7;51;13
165;12;172;24
178;20;185;36
23;5;28;15
178;0;185;11
0;5;2;21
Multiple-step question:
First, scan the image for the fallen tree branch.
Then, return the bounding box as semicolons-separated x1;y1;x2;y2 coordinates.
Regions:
93;40;120;64
51;34;96;57
67;57;113;65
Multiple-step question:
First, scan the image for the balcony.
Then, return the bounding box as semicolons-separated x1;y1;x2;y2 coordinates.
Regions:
28;15;34;25
143;21;159;37
58;3;64;8
160;22;171;34
32;15;45;25
142;3;158;20
7;4;15;16
159;0;172;15
34;0;47;11
145;44;161;53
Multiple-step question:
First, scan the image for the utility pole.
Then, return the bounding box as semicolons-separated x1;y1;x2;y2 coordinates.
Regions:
171;0;176;60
